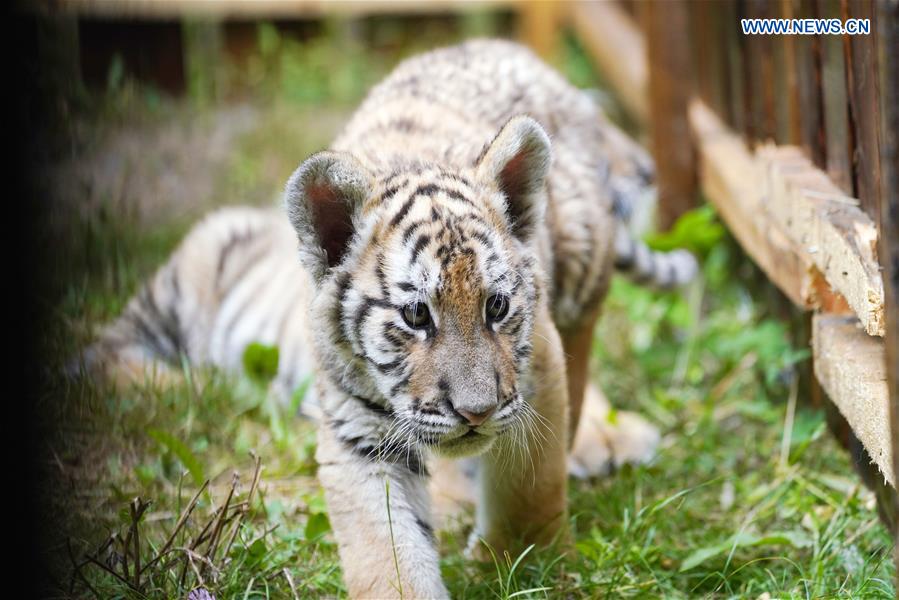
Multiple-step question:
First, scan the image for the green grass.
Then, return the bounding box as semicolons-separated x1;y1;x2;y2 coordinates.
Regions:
35;17;894;599
39;189;895;600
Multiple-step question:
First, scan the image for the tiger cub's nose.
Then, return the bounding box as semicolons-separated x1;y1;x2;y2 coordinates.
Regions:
457;406;496;427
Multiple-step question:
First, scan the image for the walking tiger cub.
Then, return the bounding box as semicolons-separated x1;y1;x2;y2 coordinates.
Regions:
81;40;696;597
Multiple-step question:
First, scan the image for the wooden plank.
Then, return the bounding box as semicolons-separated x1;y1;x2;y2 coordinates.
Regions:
689;100;887;336
568;0;648;124
689;100;811;308
757;145;885;336
38;0;522;18
813;314;892;485
645;0;696;229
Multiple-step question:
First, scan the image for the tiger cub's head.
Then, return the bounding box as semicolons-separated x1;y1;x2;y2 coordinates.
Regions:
286;116;551;457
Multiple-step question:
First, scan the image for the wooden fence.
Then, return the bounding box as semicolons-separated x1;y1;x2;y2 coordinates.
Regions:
565;0;898;564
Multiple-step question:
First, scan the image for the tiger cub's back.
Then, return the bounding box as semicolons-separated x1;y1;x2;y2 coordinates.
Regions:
332;39;646;330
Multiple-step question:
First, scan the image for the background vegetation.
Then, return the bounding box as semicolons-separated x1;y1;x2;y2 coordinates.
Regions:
33;14;894;598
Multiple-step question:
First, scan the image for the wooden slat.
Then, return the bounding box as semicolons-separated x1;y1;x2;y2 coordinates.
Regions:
847;0;884;227
712;3;735;127
645;0;696;229
813;314;892;485
724;0;747;134
771;1;793;144
757;2;777;142
568;0;648;124
780;0;803;144
794;0;827;168
744;0;777;145
688;1;711;108
820;0;854;193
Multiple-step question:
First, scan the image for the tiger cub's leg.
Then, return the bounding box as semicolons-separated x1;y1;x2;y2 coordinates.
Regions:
76;259;189;390
474;309;569;556
560;309;660;479
558;307;602;445
316;423;448;599
568;383;660;479
75;207;284;389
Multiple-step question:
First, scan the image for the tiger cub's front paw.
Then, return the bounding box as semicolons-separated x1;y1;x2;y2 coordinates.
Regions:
568;385;660;479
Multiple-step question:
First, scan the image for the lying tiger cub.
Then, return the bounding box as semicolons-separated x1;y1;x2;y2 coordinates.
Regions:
83;40;696;598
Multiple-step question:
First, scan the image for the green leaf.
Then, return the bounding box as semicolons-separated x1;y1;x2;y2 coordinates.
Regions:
305;492;328;514
147;428;205;486
242;342;280;385
680;530;813;571
247;537;267;559
645;204;725;254
606;408;618;425
305;512;331;540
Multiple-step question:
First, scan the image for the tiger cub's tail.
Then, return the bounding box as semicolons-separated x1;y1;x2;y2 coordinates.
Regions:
613;225;698;289
598;123;699;290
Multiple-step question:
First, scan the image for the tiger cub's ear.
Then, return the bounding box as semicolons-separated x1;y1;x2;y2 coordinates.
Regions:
285;151;373;282
476;115;552;242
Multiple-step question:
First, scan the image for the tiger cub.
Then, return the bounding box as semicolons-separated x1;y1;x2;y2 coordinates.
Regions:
84;40;695;598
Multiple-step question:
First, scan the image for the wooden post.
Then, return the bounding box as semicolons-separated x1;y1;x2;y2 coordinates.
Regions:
568;0;649;124
645;0;697;230
518;1;560;60
877;0;899;560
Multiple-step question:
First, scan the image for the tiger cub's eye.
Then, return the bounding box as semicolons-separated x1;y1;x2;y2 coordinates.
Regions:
485;294;510;322
402;302;431;329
